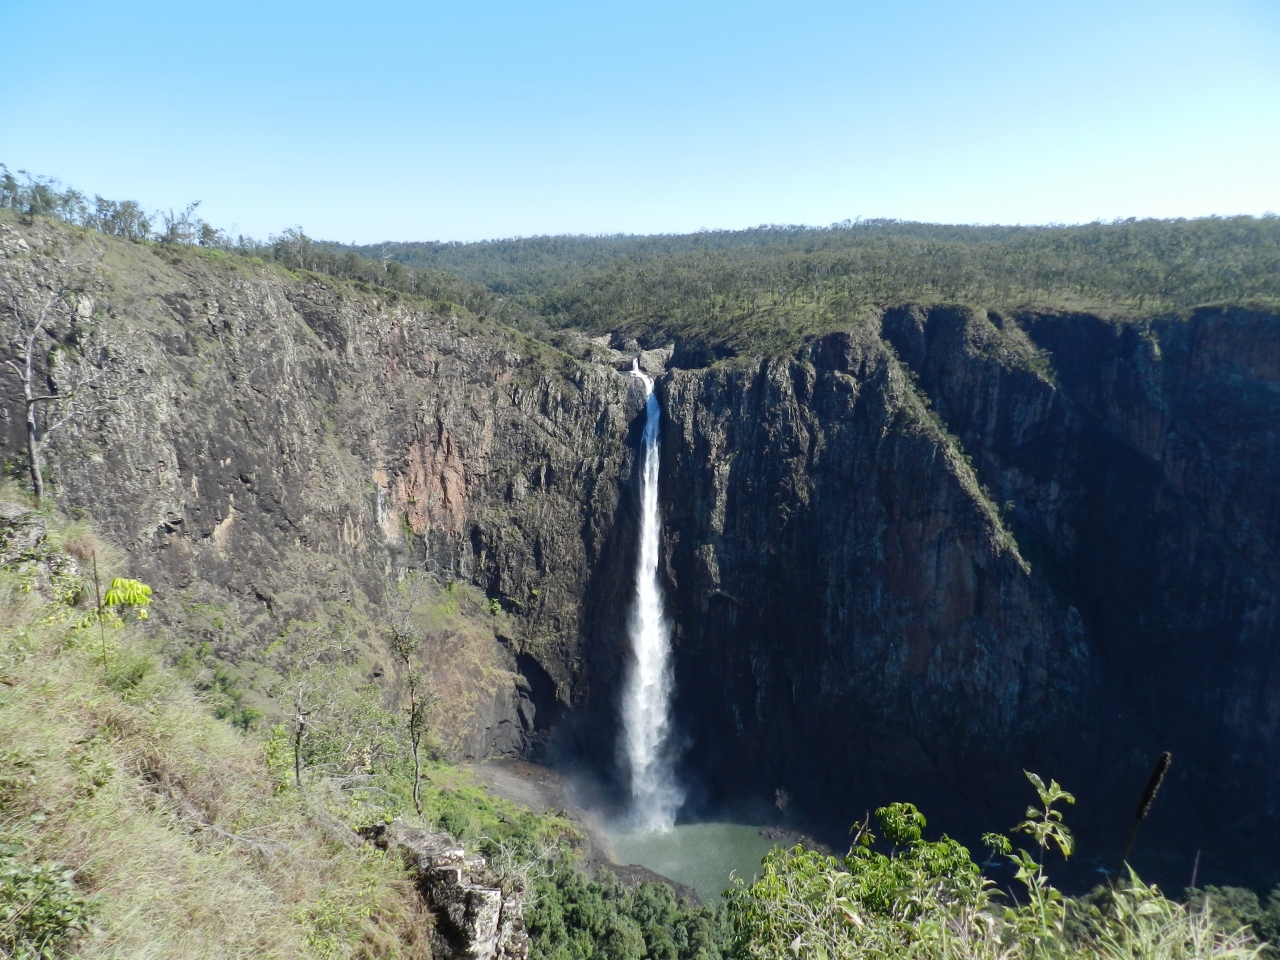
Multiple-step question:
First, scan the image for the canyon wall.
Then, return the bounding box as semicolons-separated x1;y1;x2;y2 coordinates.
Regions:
653;305;1280;885
0;217;641;758
4;216;1279;886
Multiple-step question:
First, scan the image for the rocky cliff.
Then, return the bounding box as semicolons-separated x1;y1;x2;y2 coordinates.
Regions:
650;305;1280;887
651;324;1087;839
0;215;641;758
4;215;1279;888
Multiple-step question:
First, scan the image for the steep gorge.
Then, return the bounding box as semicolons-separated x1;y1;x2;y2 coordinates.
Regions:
4;215;1280;889
648;305;1280;887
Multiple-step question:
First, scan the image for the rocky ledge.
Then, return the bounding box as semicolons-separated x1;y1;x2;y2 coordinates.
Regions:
365;819;527;960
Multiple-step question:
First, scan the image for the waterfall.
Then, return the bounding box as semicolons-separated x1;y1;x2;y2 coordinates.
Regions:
622;359;683;831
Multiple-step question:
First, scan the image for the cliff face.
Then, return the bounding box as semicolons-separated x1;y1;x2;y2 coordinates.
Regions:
654;305;1280;884
654;325;1088;835
0;217;640;758
888;305;1280;870
5;217;1280;886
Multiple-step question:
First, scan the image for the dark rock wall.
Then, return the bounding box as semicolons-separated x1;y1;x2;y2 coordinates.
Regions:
0;220;639;759
656;326;1088;841
657;307;1280;885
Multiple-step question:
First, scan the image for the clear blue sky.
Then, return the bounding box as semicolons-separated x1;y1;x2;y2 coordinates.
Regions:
4;0;1278;242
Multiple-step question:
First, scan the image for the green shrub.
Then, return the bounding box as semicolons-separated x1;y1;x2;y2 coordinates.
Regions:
0;844;93;959
724;774;1266;960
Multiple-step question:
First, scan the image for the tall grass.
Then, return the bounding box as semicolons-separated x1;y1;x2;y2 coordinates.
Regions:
0;514;431;958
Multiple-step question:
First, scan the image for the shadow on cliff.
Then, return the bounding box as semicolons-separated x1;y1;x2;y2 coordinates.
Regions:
644;311;1280;894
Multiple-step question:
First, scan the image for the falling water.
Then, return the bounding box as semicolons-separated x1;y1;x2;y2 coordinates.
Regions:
621;359;682;831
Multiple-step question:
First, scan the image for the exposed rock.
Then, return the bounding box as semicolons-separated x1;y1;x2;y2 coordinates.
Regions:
651;325;1087;851
366;819;527;960
0;502;81;600
637;308;1280;887
878;304;1280;881
0;219;639;758
637;345;674;375
0;502;47;565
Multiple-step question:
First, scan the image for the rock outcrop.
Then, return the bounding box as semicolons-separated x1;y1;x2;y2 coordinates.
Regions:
642;306;1280;887
366;820;526;960
0;217;640;757
651;324;1087;843
0;501;81;601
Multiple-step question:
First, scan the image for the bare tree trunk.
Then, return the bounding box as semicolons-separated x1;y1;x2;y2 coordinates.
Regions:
24;394;43;505
2;248;106;507
7;345;46;504
293;686;308;790
411;737;423;820
294;722;304;790
408;679;423;821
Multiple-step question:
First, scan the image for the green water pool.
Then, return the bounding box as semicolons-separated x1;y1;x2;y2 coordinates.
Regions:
604;822;781;902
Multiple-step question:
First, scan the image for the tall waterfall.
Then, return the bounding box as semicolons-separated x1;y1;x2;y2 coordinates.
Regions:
622;359;682;831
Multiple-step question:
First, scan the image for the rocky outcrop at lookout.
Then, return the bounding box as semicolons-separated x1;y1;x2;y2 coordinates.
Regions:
366;819;527;960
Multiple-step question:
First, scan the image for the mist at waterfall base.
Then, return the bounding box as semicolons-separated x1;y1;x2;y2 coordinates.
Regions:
517;360;794;900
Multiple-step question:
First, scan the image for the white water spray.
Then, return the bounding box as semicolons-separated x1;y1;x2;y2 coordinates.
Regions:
622;359;683;831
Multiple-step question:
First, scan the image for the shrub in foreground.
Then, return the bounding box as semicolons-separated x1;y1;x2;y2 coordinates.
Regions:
725;774;1265;960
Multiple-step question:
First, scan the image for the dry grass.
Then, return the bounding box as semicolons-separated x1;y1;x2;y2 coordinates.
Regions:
0;562;432;959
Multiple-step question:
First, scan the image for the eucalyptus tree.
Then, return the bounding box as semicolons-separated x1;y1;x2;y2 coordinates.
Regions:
388;574;442;823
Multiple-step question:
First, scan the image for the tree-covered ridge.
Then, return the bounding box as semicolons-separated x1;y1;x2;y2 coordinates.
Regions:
527;216;1280;354
8;163;1279;358
363;220;1280;305
357;218;1280;355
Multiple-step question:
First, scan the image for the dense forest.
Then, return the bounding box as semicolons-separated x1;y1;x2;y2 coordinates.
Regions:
362;217;1280;354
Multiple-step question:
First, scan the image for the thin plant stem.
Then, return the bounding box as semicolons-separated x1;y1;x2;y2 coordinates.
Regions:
92;550;107;669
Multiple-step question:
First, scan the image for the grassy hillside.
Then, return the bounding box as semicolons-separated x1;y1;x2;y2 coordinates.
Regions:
0;491;577;959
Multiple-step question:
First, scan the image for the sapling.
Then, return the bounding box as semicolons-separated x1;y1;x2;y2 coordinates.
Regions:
387;621;438;823
86;550;152;668
999;771;1076;954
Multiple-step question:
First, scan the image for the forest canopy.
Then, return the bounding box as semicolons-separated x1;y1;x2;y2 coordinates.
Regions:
6;163;1278;357
364;217;1280;355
